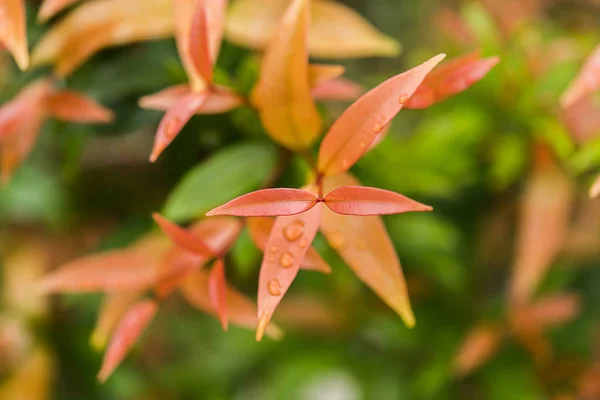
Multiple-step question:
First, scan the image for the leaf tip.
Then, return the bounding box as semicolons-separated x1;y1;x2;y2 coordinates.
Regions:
256;313;271;342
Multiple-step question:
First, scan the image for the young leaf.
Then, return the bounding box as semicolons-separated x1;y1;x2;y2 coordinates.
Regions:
208;258;228;330
511;293;580;333
561;44;600;109
0;0;29;70
91;291;142;350
561;96;600;144
256;203;322;341
140;85;243;114
226;0;400;58
250;0;322;150
247;217;331;273
319;173;415;327
150;91;208;162
38;0;82;22
312;77;364;102
180;269;284;339
97;299;157;382
454;324;503;377
46;90;114;123
152;213;214;256
188;0;213;84
308;64;345;88
317;54;446;176
206;188;318;217
324;186;433;216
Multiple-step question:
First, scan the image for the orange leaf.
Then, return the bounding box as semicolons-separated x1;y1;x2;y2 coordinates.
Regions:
312;77;364;102
590;174;600;199
208;258;228;330
308;63;345;88
188;0;213;84
97;299;157;382
150;91;208;162
317;54;445;176
561;44;600;109
247;217;331;273
46;90;113;123
31;0;173;77
180;269;284;339
206;188;318;217
324;186;432;216
512;293;580;332
454;324;503;377
38;0;81;22
0;0;29;70
139;84;243;114
152;213;214;256
256;203;322;341
91;291;142;350
226;0;400;58
250;0;322;150
319;173;415;327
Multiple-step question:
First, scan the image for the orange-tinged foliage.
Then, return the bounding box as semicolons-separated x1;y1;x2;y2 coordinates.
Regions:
208;258;229;330
317;54;445;176
590;175;600;199
207;188;318;217
140;85;243;114
153;213;214;256
561;44;600;109
308;63;345;88
454;324;504;377
311;77;364;102
561;95;600;145
91;291;142;350
38;0;82;22
250;0;322;150
0;0;29;70
323;186;433;216
46;90;114;123
225;0;400;58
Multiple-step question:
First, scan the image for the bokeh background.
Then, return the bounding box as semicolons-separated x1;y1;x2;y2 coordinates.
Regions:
2;0;600;399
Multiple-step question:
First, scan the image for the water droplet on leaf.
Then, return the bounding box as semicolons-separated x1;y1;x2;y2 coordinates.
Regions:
267;279;281;296
398;94;409;104
283;220;304;242
279;252;295;268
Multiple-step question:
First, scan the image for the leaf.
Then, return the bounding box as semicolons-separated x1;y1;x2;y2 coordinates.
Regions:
163;143;278;221
308;63;345;88
250;0;321;150
0;0;29;70
46;90;114;123
561;96;600;144
511;293;580;332
187;0;213;84
247;216;331;273
454;324;503;377
206;188;317;217
319;173;415;327
152;213;214;256
591;174;600;198
149;91;208;162
180;269;284;339
312;77;364;102
405;52;500;109
91;291;142;350
208;258;228;330
561;44;600;109
256;203;322;341
225;0;400;58
38;0;82;22
140;84;243;114
31;0;173;77
97;299;157;382
323;186;432;216
317;54;446;176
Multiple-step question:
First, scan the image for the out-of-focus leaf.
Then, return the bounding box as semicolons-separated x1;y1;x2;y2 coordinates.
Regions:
0;347;54;400
180;269;283;339
590;174;600;198
91;291;142;350
256;203;322;341
38;0;82;22
206;188;317;217
208;258;228;330
225;0;400;58
250;0;322;150
511;293;580;333
320;173;415;327
311;77;364;102
46;90;114;123
31;0;173;77
140;84;243;114
561;96;600;144
152;213;213;256
0;0;28;70
308;64;345;88
454;324;503;377
561;44;600;109
317;54;445;176
323;186;432;216
97;299;157;382
163;143;278;221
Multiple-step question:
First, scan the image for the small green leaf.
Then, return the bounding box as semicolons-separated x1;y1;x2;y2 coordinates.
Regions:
162;142;278;221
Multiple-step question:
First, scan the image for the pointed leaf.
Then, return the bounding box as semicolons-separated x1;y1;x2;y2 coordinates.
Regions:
152;213;214;256
312;77;364;102
247;216;331;273
512;293;580;333
46;90;113;123
590;174;600;198
140;84;243;114
0;0;29;70
180;269;284;339
38;0;81;22
324;186;432;216
206;188;317;217
317;54;446;176
226;0;400;58
561;44;600;109
308;63;345;88
454;324;503;377
256;203;322;341
250;0;322;150
208;258;228;330
97;299;157;382
91;291;141;350
150;91;208;162
319;173;415;327
561;96;600;144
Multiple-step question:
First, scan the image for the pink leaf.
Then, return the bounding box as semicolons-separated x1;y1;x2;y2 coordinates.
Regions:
46;90;113;123
91;291;142;350
561;44;600;109
140;84;243;114
188;0;213;84
206;188;318;217
256;203;322;341
152;213;214;256
324;186;433;216
208;258;228;330
317;54;445;176
97;299;157;382
312;77;364;102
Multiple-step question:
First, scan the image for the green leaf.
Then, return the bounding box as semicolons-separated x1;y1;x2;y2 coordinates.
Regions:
162;142;278;221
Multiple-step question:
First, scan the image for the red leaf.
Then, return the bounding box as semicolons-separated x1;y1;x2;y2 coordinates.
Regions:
206;188;318;217
149;91;208;162
324;186;432;216
152;213;214;256
46;90;114;123
256;203;322;341
188;0;213;84
139;84;243;114
91;291;142;350
317;54;445;176
208;258;228;330
312;77;364;102
97;299;157;382
561;44;600;109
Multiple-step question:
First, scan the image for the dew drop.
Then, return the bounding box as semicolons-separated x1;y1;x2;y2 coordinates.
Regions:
279;252;295;268
373;122;384;133
267;279;281;296
380;115;387;121
398;94;409;105
270;246;279;253
283;220;304;242
299;238;309;249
